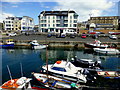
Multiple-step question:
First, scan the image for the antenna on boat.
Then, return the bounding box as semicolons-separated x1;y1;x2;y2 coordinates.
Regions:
20;63;23;77
7;65;12;80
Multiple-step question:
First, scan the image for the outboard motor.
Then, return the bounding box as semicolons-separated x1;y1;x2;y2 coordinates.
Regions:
82;69;96;82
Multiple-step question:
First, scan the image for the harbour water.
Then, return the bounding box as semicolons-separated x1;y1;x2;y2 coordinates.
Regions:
1;48;120;89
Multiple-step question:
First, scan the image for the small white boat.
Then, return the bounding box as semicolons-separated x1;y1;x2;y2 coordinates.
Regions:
93;48;120;55
32;72;82;89
30;40;48;49
84;40;108;48
0;77;32;89
97;71;120;79
42;60;87;83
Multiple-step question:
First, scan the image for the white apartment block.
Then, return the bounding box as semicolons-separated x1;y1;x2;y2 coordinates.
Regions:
38;10;78;33
21;16;34;31
4;16;34;31
4;17;15;31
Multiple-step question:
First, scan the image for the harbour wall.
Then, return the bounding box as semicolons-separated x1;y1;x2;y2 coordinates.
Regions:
13;40;120;49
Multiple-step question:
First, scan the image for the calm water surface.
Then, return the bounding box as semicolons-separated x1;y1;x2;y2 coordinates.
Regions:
1;48;120;88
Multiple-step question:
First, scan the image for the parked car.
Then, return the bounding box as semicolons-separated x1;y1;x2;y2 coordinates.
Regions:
47;34;52;37
56;33;66;38
8;33;17;36
92;34;98;39
81;34;87;38
109;35;117;40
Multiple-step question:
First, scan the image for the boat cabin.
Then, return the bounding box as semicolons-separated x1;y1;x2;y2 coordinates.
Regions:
51;61;80;73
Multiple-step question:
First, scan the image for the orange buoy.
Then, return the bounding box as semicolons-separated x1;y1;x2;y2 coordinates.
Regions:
56;61;61;64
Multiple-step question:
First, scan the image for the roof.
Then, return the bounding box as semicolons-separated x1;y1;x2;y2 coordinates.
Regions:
39;10;77;16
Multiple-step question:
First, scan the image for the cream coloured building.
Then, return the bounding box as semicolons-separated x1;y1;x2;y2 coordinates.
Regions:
38;10;78;33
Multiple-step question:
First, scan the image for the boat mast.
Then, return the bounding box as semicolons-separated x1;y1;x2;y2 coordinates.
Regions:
7;65;12;80
45;35;49;85
20;63;23;77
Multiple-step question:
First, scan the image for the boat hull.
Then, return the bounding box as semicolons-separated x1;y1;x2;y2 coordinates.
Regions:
97;71;120;79
32;72;81;89
84;43;107;49
94;48;120;55
0;44;14;49
33;45;47;49
43;69;86;83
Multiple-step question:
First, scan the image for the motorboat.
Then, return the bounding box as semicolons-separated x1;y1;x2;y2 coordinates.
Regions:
84;40;108;49
0;39;14;49
70;56;102;71
93;48;120;55
30;40;48;49
42;60;88;83
32;72;82;89
97;71;120;79
0;77;32;89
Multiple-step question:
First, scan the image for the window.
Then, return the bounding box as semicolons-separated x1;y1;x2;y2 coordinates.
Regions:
73;24;77;27
74;20;77;23
48;16;50;19
48;24;50;27
51;67;66;72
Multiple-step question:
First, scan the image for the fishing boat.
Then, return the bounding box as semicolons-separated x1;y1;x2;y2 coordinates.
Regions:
84;40;108;49
71;56;102;71
97;71;120;79
30;40;48;49
0;65;32;89
32;72;82;89
42;60;87;83
0;39;14;49
93;48;120;55
0;77;32;89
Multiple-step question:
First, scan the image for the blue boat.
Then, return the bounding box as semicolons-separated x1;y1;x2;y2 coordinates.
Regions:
0;39;14;49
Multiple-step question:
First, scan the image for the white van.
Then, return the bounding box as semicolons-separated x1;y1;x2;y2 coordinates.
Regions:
63;29;77;35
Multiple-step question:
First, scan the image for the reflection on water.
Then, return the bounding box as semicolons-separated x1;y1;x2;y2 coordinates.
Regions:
1;48;120;85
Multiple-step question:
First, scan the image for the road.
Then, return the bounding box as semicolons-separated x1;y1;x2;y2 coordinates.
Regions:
3;34;119;43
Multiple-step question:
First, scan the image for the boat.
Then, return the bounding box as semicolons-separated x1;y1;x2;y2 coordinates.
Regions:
84;40;108;49
97;71;120;79
0;39;14;49
30;40;48;49
32;72;82;89
93;48;120;55
42;60;88;83
70;56;102;71
0;77;32;89
0;65;32;89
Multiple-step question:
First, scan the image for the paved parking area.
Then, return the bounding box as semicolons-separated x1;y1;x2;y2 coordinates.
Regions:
2;34;119;43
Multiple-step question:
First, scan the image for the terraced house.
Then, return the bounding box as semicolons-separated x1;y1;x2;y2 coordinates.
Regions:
38;10;78;33
4;16;34;31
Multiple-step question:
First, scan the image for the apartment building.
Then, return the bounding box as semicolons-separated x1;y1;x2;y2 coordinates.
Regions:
21;16;34;31
38;10;78;33
89;16;120;30
4;16;34;31
13;17;22;31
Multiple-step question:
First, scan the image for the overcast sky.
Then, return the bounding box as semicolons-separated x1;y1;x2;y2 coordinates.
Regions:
1;0;120;24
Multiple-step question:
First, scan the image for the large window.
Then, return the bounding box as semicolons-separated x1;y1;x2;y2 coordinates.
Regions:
51;67;66;72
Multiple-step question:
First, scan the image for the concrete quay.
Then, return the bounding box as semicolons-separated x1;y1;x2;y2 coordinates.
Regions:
1;34;120;49
11;40;120;49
